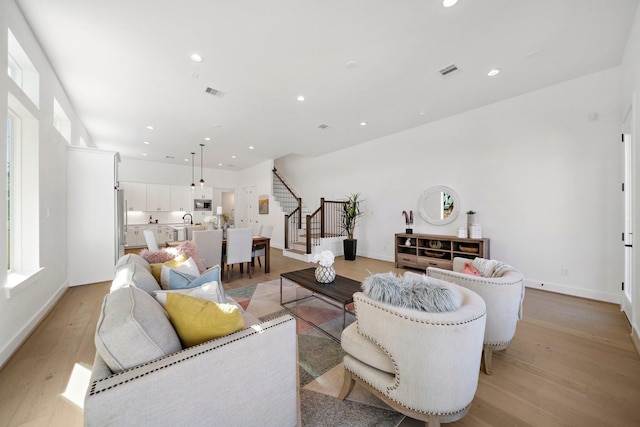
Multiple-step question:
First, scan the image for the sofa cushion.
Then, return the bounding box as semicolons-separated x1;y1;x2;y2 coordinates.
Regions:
115;253;150;272
168;265;224;295
462;262;481;276
94;286;182;373
110;262;161;294
164;293;245;347
362;272;462;312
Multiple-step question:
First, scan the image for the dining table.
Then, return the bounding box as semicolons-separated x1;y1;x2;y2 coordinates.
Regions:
165;236;271;273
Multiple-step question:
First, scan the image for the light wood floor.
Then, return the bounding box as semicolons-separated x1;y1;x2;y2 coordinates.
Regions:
1;249;639;426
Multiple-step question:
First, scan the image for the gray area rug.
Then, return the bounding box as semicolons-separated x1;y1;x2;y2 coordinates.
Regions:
227;282;406;426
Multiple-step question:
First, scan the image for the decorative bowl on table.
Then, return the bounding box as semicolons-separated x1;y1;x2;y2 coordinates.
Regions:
424;250;445;258
428;240;442;249
459;245;479;253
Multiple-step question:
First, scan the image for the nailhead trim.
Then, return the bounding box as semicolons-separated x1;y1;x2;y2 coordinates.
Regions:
88;316;294;396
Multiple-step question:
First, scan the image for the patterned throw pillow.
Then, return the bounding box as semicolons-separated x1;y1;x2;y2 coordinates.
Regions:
462;262;481;276
153;281;227;306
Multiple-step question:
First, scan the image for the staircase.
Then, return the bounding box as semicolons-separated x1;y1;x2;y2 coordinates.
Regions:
272;169;345;262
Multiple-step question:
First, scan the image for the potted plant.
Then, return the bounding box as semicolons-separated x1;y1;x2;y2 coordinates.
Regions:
341;193;363;261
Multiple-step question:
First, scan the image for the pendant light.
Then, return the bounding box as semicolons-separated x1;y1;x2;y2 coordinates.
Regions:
199;143;205;188
190;152;196;191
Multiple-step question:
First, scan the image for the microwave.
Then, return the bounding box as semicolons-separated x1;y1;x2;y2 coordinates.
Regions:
194;199;212;211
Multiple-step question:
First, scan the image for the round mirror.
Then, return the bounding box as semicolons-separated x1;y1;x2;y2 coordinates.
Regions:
418;186;460;225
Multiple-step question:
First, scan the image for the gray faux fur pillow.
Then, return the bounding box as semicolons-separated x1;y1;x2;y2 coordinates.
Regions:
361;272;462;312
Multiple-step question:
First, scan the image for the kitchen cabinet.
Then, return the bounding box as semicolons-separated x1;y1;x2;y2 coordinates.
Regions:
170;185;192;212
193;186;213;200
126;225;148;247
147;184;171;212
121;181;147;211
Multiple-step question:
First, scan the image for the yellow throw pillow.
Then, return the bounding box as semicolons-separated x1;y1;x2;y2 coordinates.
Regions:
165;293;245;347
150;253;188;283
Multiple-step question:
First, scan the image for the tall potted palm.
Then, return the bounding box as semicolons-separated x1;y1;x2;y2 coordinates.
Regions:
341;193;363;261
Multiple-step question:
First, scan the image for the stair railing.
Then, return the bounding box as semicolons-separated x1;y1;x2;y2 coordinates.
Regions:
273;168;302;250
305;198;346;253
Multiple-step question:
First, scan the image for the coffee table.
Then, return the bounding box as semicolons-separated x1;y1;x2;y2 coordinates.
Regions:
280;268;361;341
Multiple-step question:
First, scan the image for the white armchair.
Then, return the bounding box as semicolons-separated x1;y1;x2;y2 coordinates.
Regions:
339;285;486;427
426;257;525;375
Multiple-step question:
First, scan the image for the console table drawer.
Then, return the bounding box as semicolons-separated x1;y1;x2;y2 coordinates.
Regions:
418;258;453;270
397;254;417;264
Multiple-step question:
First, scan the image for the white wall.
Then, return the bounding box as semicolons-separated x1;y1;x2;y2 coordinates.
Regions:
0;0;93;367
277;67;623;303
621;5;640;349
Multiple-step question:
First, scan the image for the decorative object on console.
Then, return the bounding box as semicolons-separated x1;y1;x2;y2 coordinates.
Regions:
402;210;413;234
469;224;482;239
341;193;363;261
312;250;336;283
457;226;468;238
466;210;476;236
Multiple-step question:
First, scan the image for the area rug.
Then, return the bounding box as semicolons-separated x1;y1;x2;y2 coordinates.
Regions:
226;279;413;427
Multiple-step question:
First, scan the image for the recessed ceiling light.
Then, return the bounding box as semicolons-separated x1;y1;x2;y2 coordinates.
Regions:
142;153;148;156
204;137;211;141
218;163;223;166
443;0;458;7
297;95;305;102
184;158;189;162
249;146;254;150
418;111;427;116
360;121;368;126
231;155;237;159
346;60;358;69
146;125;154;130
143;141;150;145
190;53;203;62
488;68;501;77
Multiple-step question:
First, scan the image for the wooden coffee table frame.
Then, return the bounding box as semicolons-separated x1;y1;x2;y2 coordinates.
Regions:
280;268;360;341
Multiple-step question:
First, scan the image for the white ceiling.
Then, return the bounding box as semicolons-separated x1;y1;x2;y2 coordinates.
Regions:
15;0;639;170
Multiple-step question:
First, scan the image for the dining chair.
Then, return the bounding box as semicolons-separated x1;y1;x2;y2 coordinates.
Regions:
225;228;253;281
252;224;273;267
143;229;159;251
192;229;223;269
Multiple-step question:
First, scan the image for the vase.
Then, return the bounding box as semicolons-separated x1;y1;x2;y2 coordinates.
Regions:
315;265;336;284
467;214;475;237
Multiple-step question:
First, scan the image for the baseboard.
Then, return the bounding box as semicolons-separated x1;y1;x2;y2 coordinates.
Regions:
0;281;68;369
525;279;619;303
632;327;640;357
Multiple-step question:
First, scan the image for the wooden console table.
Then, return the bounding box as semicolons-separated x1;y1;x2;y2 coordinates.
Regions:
395;233;489;271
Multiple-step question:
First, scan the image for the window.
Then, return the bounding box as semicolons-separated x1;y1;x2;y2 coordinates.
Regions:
53;98;71;142
6;94;42;297
7;28;39;108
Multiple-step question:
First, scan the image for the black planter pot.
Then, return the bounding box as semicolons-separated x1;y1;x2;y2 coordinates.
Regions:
343;239;357;261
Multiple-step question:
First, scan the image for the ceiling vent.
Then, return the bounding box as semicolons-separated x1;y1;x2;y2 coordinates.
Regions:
438;64;458;77
318;124;329;129
205;87;225;97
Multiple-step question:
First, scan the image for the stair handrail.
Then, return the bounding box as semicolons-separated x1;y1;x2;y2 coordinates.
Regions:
305;198;346;253
273;168;301;226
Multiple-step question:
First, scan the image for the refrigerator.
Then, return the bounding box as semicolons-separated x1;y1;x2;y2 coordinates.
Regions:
115;188;126;261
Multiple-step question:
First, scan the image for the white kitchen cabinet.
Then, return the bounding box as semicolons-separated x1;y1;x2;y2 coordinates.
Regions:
126;225;148;247
170;185;192;212
147;184;171;211
193;186;213;200
121;181;147;211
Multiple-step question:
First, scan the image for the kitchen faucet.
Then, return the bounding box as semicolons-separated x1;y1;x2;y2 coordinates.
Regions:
182;213;193;225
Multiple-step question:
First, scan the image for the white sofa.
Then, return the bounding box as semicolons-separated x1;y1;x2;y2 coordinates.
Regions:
84;254;299;427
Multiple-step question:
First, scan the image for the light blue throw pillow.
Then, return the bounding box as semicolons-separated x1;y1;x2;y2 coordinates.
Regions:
168;265;225;299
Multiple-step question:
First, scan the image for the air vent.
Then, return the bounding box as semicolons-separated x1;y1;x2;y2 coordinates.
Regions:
438;64;458;76
318;124;329;129
205;87;225;97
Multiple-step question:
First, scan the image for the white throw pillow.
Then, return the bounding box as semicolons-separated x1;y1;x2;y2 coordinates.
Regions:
159;257;200;289
154;281;226;306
